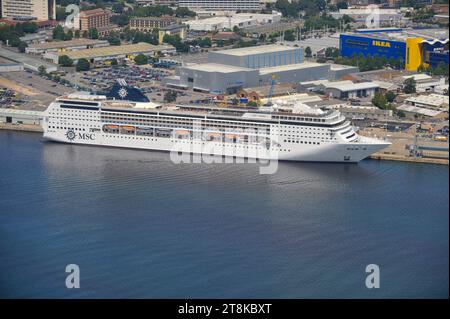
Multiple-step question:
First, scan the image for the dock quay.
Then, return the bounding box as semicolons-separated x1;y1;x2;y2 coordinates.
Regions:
0;108;43;132
370;152;449;165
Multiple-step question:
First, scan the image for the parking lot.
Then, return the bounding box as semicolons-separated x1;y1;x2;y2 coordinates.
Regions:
64;65;174;93
0;88;27;108
1;71;74;109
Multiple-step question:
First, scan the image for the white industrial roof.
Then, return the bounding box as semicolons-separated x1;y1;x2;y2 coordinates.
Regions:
339;8;399;14
259;62;326;75
330;64;358;71
299;79;333;86
402;74;433;81
397;104;443;117
406;94;449;108
0;108;44;116
182;63;253;73
372;80;399;90
0;47;57;72
325;81;379;92
215;44;297;56
267;93;323;104
28;39;108;50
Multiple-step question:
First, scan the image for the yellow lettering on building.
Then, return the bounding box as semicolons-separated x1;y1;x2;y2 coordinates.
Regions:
372;40;391;48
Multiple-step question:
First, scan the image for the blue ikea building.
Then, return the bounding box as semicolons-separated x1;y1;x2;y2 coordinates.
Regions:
339;28;449;71
340;32;406;62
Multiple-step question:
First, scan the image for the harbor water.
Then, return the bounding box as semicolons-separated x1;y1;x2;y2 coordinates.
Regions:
0;131;448;298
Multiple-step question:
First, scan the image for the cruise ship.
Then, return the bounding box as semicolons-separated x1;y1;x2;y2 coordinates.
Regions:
42;82;390;162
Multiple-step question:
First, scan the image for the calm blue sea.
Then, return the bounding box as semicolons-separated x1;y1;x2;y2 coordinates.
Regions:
0;131;448;298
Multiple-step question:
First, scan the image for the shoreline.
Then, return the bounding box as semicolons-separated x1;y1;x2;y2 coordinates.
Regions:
0;123;43;133
1;124;448;165
370;153;449;165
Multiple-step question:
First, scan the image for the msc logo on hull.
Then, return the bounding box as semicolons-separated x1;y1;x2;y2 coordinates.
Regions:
372;40;391;48
65;129;95;141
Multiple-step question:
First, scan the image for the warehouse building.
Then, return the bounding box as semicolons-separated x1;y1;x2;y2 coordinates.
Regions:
258;62;330;85
0;109;43;126
208;45;303;69
340;28;449;71
0;46;57;72
45;42;175;65
322;81;380;99
26;38;109;55
174;63;259;93
185;12;282;31
158;24;188;44
164;45;357;94
331;8;403;24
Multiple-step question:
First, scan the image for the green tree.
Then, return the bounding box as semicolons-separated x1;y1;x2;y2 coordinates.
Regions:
385;91;396;103
110;58;118;66
58;55;74;67
397;110;406;118
198;37;212;48
112;3;124;13
336;1;348;9
107;34;121;45
56;6;68;21
284;29;295;41
431;62;449;76
131;4;173;17
305;46;312;58
110;14;129;26
21;22;37;33
372;92;388;109
403;78;416;94
163;90;177;103
134;54;148;65
325;47;340;59
53;25;66;40
38;65;47;76
76;58;90;71
8;35;22;47
17;41;27;53
175;7;196;17
88;28;99;39
65;29;73;41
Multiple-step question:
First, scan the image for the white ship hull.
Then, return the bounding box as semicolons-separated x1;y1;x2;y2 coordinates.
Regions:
43;130;388;163
41;88;390;164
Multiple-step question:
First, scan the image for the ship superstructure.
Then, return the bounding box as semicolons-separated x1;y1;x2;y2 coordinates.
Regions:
42;83;390;162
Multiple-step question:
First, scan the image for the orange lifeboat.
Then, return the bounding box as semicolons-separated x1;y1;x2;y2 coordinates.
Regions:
207;132;222;137
104;124;119;130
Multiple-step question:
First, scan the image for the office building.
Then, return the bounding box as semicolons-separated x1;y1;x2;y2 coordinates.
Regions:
1;0;55;21
78;8;109;31
178;0;260;11
130;16;177;32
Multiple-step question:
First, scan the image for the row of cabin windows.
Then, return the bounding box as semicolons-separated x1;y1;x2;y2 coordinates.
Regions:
275;116;326;123
108;134;274;149
48;126;86;131
284;139;321;145
102;118;270;131
103;113;269;127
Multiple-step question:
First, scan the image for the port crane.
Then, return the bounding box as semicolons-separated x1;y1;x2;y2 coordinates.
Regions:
265;74;277;106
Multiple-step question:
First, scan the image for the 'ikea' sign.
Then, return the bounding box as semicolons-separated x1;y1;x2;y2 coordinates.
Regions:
372;40;391;48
